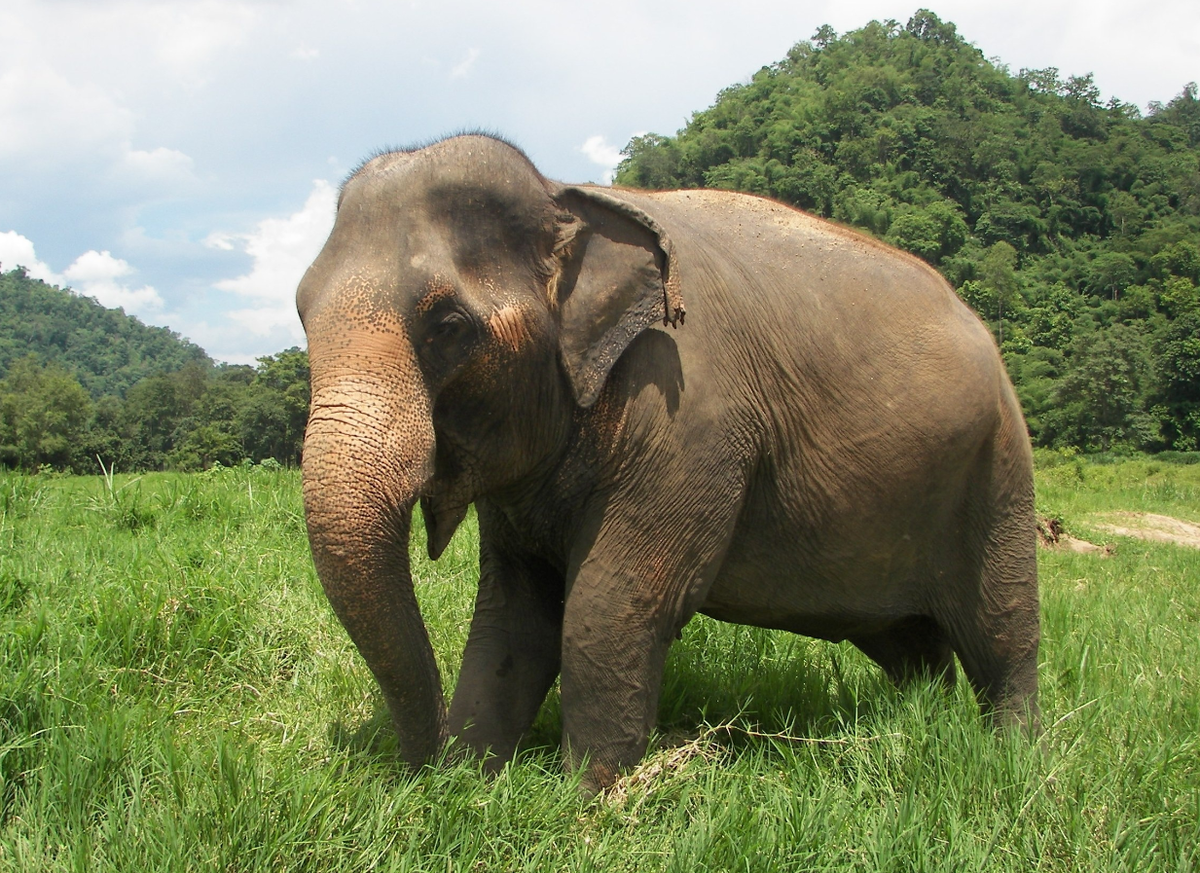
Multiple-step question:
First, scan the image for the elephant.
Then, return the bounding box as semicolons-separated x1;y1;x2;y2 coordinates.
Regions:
297;133;1039;792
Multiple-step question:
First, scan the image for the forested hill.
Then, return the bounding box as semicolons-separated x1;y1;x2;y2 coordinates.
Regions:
1;267;309;473
617;10;1200;454
0;267;209;398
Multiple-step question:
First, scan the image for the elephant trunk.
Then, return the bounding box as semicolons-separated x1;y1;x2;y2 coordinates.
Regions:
301;343;447;765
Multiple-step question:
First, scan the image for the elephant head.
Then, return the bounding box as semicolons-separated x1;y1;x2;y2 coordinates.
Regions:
297;135;684;766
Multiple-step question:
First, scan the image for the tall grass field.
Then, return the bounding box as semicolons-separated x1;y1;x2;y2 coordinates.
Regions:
2;457;1198;871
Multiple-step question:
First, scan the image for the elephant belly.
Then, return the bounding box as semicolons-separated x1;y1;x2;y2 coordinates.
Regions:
699;552;923;642
695;404;984;640
697;601;894;643
698;492;955;641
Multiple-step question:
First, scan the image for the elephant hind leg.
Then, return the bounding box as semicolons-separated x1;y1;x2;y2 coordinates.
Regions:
939;474;1041;731
919;402;1041;734
943;598;1040;733
850;616;956;688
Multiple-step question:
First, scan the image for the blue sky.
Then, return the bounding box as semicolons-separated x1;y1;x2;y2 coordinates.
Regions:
2;0;1197;363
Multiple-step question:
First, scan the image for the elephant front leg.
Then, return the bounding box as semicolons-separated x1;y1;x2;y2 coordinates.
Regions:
448;506;564;769
558;478;744;793
559;576;679;792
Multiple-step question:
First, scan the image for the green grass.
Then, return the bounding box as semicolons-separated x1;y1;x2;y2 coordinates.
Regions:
1;460;1198;871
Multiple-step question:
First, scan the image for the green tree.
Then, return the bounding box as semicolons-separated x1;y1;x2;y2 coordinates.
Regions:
165;365;253;471
237;348;310;466
980;241;1020;344
169;423;243;471
1045;324;1157;451
1149;241;1200;284
1149;81;1200;146
884;200;969;264
617;135;682;190
1085;252;1138;300
1158;276;1199;318
1155;312;1200;450
1023;282;1080;351
116;361;210;469
1007;345;1066;442
0;267;209;398
609;11;1200;452
0;356;93;470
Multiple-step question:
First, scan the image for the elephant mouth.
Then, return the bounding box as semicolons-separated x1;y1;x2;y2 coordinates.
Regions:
420;490;470;559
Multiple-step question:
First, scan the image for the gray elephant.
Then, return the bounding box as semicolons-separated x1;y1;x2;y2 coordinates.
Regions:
297;134;1039;792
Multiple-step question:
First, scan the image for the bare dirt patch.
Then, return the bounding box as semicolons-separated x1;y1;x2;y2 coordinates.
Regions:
1037;517;1113;556
1091;512;1200;550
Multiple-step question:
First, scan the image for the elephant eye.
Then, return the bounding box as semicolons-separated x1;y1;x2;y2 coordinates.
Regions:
420;309;478;374
430;311;469;342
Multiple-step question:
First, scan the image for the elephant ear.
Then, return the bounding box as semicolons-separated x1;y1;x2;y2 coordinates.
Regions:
549;186;685;408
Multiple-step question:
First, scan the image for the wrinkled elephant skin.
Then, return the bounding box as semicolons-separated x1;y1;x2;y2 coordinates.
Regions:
297;135;1039;792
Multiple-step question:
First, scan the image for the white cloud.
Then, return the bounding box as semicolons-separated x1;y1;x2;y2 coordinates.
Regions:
225;305;306;339
0;231;163;316
210;179;338;342
63;249;132;284
0;231;59;283
120;147;197;185
0;0;237;201
579;136;624;185
450;48;480;79
148;2;258;82
292;44;320;61
0;60;197;199
62;250;164;314
0;64;134;160
205;233;237;252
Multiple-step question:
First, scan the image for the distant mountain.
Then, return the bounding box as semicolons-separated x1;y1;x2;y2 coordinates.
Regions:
0;267;210;398
0;266;308;473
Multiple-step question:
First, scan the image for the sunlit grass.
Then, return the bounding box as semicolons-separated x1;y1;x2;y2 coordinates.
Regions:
1;460;1197;870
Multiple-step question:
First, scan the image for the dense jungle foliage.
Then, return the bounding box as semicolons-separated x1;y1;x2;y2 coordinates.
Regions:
0;269;308;473
617;10;1200;453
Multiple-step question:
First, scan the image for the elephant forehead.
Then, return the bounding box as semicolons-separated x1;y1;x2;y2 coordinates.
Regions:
303;291;420;364
305;269;407;326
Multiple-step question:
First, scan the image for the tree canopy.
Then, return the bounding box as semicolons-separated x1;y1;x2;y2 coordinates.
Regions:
617;10;1200;452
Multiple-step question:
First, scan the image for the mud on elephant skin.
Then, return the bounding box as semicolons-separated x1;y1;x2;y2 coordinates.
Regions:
297;133;1039;793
